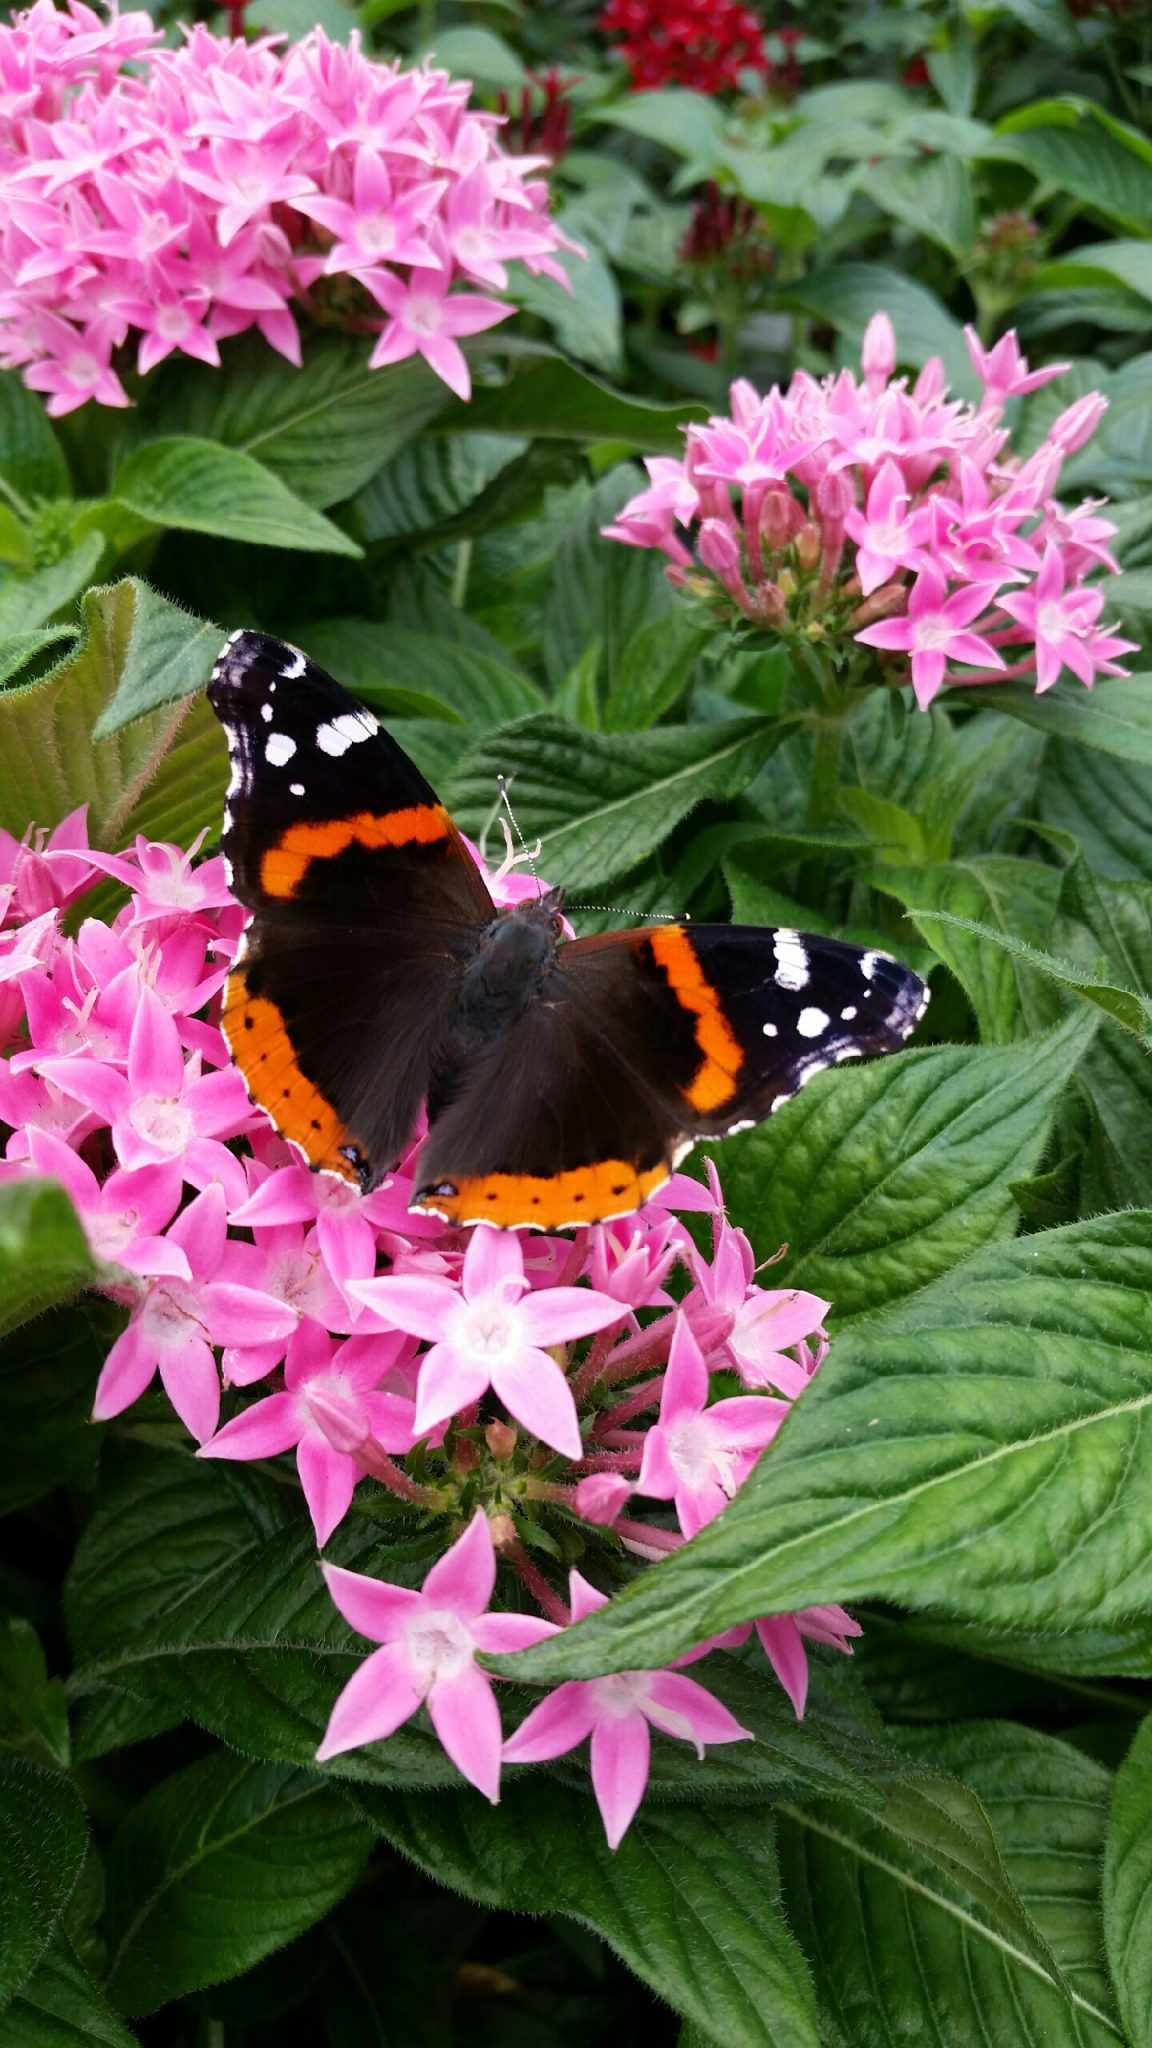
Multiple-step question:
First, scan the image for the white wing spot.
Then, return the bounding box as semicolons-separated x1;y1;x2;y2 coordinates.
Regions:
798;1007;829;1038
316;712;377;757
841;1005;857;1021
773;929;809;992
763;1022;778;1038
260;701;273;722
265;732;297;767
280;649;307;680
289;782;305;797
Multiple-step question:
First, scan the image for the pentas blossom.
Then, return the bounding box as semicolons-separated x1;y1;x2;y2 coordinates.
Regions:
0;806;858;1844
600;0;771;94
605;315;1136;709
0;0;575;412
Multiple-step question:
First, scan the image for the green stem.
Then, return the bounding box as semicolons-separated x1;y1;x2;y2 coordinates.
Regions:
807;715;845;830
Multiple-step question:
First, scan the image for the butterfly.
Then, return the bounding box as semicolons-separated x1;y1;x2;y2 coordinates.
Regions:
207;630;930;1231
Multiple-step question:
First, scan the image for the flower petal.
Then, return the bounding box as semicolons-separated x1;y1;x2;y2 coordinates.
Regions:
503;1681;597;1764
322;1562;423;1644
423;1507;494;1617
315;1641;422;1760
427;1661;502;1802
198;1391;300;1460
297;1433;358;1546
491;1346;581;1460
590;1711;650;1850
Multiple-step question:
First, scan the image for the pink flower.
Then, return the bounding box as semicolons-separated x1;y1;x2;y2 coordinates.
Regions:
25;1126;187;1279
0;806;96;924
348;1226;622;1457
93;1184;297;1442
844;458;931;594
997;541;1138;692
722;1604;862;1717
687;1220;828;1394
363;257;514;400
317;1510;557;1798
636;1315;788;1537
37;984;255;1207
964;324;1069;405
503;1569;752;1848
200;1323;421;1544
856;562;1006;709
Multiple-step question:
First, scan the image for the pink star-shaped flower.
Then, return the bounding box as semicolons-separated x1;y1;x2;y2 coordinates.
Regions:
317;1509;557;1799
348;1226;622;1457
363;259;514;402
997;541;1138;692
636;1314;788;1537
844;457;932;594
855;561;1006;710
503;1569;752;1847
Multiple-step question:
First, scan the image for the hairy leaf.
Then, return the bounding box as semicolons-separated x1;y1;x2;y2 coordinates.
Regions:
112;438;363;557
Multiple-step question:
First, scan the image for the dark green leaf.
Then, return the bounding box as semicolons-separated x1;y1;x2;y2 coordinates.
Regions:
543;469;672;693
0;628;77;688
0;1181;100;1340
87;581;219;737
438;347;706;451
301;620;545;731
708;1011;1092;1314
0;373;70;503
0;1304;107;1517
908;909;1152;1037
990;101;1152;235
0;580;226;852
1039;739;1152;882
781;263;974;392
498;1209;1152;1678
0;536;106;635
602;613;713;733
102;1752;375;2016
979;676;1152;768
875;856;1066;1041
354;433;527;542
447;714;785;889
0;1760;87;2010
111;438;363;556
358;1782;820;2048
1103;1715;1152;2046
782;1723;1120;2045
4;1929;139;2048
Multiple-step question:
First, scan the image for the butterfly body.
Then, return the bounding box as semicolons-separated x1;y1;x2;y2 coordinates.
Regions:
208;630;930;1230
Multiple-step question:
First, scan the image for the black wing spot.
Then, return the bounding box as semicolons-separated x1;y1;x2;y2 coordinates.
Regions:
573;1193;585;1204
311;1119;321;1131
611;1183;626;1197
243;1015;255;1031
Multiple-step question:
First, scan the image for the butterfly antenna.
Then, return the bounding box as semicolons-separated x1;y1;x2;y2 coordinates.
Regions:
497;775;544;900
566;902;691;924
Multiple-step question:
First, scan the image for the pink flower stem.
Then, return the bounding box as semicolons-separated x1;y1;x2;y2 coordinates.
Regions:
504;1540;571;1626
571;1450;644;1475
950;661;1038;684
615;1517;684;1555
569;1316;634;1404
356;1439;442;1508
598;1374;665;1431
556;1229;591;1287
521;1477;577;1505
589;1427;648;1452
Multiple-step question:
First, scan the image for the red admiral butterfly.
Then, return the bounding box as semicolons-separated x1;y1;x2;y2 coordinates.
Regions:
208;630;930;1230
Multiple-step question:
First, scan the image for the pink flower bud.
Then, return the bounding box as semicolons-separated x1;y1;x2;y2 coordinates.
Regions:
861;311;896;392
485;1419;517;1460
698;516;741;576
794;520;822;572
761;486;802;551
913;355;946;404
817;470;854;522
1049;392;1108;454
575;1473;631;1525
306;1385;371;1456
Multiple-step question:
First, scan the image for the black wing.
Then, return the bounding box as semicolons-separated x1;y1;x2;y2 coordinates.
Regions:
207;630;495;1185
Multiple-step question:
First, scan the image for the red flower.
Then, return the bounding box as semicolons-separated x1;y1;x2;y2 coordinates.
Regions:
600;0;770;94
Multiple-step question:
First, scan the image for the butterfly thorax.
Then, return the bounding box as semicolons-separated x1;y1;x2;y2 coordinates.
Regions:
456;896;563;1022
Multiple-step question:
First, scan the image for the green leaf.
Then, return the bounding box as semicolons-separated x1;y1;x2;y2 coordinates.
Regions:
908;909;1152;1037
0;536;106;635
512;220;623;376
0;373;70;503
354;432;527;543
438;346;706;452
499;1209;1152;1682
111;438;363;556
142;335;452;511
602;612;713;732
1104;1715;1152;2046
706;1011;1092;1316
358;1782;820;2048
4;1930;139;2048
781;262;975;393
87;581;219;736
102;1752;375;2017
415;25;526;87
990;101;1152;236
783;1723;1120;2045
0;1180;101;1341
0;628;77;688
0;1305;108;1518
447;714;785;889
0;580;226;853
300;621;544;731
856;152;976;258
874;857;1066;1041
1032;240;1152;306
0;1760;87;2011
543;469;672;693
595;89;726;170
978;676;1152;768
1040;739;1152;883
1056;859;1152;1205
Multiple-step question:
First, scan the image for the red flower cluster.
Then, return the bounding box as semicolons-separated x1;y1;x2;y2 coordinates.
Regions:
495;68;578;163
600;0;768;94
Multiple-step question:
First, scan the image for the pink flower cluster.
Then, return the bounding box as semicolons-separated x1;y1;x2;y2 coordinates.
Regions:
0;0;574;414
0;807;855;1847
604;315;1137;709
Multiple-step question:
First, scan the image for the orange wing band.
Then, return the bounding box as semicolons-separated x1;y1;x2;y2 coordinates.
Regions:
647;927;743;1113
260;805;451;900
412;1158;674;1231
222;969;358;1181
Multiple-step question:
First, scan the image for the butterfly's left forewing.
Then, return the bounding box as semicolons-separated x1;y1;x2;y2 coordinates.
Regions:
208;630;495;1186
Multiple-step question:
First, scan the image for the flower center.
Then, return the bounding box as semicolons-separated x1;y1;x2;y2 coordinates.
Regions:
403;293;444;338
591;1670;652;1719
405;1607;473;1687
1037;599;1072;641
460;1302;515;1360
129;1093;193;1153
666;1414;731;1494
